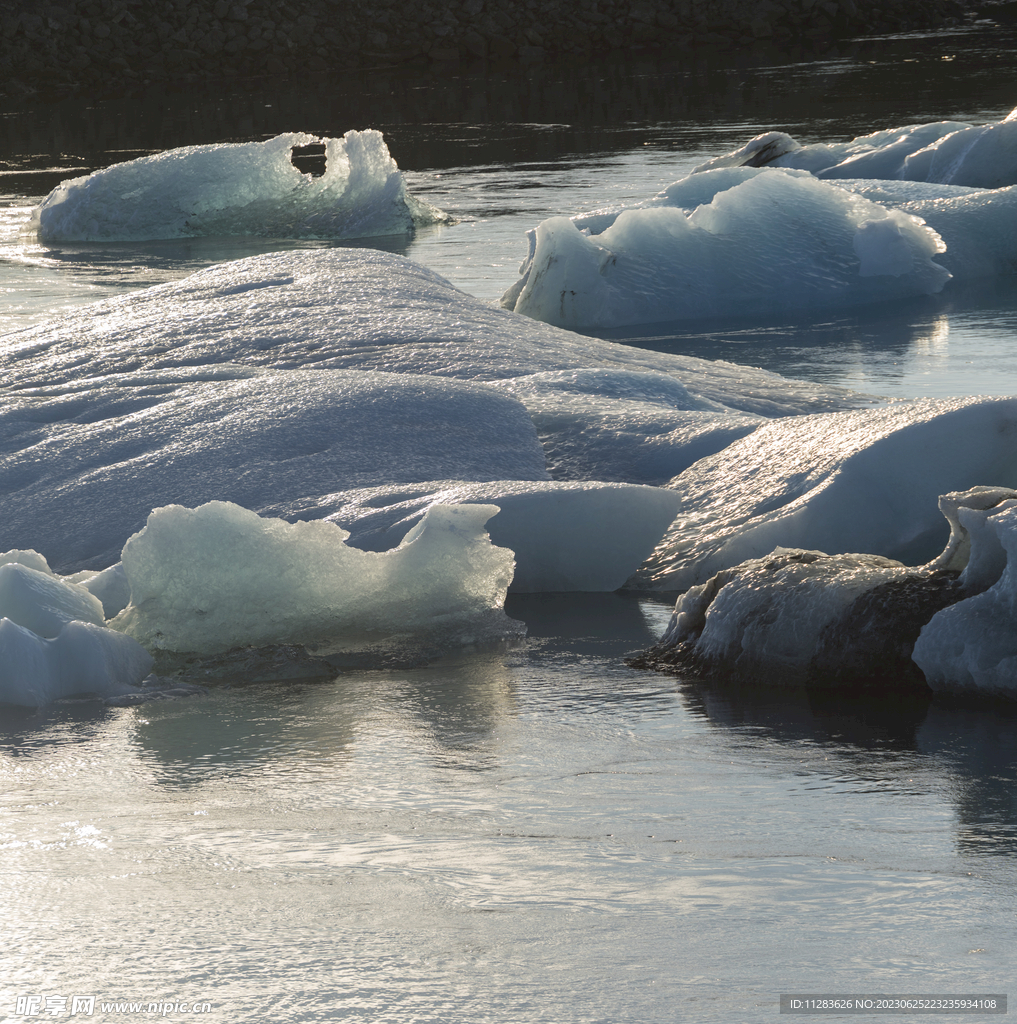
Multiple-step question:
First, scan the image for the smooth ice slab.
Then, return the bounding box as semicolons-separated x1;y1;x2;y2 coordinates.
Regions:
631;397;1017;592
0;248;865;419
913;498;1017;696
31;130;448;242
0;368;548;572
291;479;682;593
111;501;517;655
503;169;950;329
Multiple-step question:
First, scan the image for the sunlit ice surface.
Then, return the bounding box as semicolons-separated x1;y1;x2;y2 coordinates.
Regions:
1;594;1014;1022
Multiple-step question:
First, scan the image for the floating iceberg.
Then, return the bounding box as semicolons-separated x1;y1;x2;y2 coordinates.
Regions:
0;367;548;572
502;168;952;328
632;397;1017;592
913;499;1017;697
0;248;859;418
634;487;1017;692
697;107;1017;189
111;501;517;656
31;130;448;242
0;550;152;706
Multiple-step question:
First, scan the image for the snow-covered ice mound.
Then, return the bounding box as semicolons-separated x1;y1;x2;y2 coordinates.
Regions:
0;550;152;707
31;130;448;242
295;480;681;592
696;107;1017;188
490;369;762;484
634;487;1017;692
631;397;1017;592
111;501;517;656
0;368;548;572
0;248;862;418
502;168;952;328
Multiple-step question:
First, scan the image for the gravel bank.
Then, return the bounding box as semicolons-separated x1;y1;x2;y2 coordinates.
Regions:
1;0;977;94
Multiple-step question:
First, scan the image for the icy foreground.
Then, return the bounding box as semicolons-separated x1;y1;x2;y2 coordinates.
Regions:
503;107;1017;329
31;130;447;242
5;249;1017;699
635;487;1017;695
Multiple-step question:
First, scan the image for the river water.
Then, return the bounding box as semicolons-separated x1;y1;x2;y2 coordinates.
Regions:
1;27;1015;1024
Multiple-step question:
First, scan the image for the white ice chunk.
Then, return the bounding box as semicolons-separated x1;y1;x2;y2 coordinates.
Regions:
0;249;865;420
504;170;950;329
633;397;1017;592
31;130;447;242
0;618;154;707
913;500;1017;696
0;549;53;574
302;479;681;592
110;501;516;655
79;563;132;620
0;562;106;637
704;111;1017;188
0;368;547;572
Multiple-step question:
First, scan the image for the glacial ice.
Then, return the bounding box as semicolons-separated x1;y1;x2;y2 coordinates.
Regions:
0;368;549;571
302;479;681;592
0;553;153;706
699;107;1017;189
913;499;1017;696
0;617;154;707
503;168;952;328
31;130;447;242
111;501;517;655
632;397;1017;592
636;487;1017;690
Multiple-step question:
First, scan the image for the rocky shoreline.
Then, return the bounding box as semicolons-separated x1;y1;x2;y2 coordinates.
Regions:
0;0;985;94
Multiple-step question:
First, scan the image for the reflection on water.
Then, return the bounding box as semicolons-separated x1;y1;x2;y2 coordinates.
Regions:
1;593;1014;1021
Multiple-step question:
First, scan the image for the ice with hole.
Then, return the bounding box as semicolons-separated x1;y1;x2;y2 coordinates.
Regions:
31;130;448;242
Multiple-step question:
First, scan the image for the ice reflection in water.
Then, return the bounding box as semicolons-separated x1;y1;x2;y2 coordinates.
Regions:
1;595;1014;1021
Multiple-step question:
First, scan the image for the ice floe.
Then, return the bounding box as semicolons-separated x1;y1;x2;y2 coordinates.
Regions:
31;130;448;242
632;397;1017;592
111;501;517;656
634;487;1017;691
697;107;1017;189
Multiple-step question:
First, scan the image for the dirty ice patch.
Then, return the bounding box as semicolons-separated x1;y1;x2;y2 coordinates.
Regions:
0;368;548;573
0;248;866;419
503;169;949;329
286;480;681;593
111;501;517;656
31;130;448;242
631;397;1017;592
634;487;1017;692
